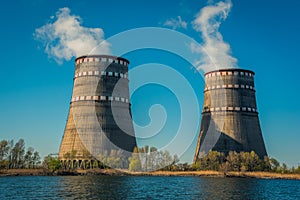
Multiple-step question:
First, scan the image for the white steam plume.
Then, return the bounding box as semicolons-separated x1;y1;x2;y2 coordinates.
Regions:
34;7;111;64
163;16;188;30
191;0;237;71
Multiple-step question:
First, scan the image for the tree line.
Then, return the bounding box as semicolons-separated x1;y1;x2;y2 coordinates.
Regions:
0;139;41;169
1;139;299;174
178;150;300;174
128;147;300;174
128;146;179;171
59;146;179;171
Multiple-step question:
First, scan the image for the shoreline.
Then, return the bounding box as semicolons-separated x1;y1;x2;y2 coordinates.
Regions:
1;169;300;180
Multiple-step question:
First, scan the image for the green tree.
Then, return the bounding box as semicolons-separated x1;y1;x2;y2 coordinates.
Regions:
261;156;271;172
226;151;241;171
190;160;201;171
0;138;41;169
269;158;280;172
148;147;158;171
129;146;178;171
207;151;225;171
128;147;141;171
291;166;295;174
280;163;288;174
0;140;10;169
33;151;41;168
11;139;25;169
0;140;9;161
99;149;128;169
172;154;180;165
240;151;261;171
173;162;190;171
159;150;173;170
24;147;34;169
139;145;149;171
43;155;61;172
192;151;280;172
194;151;225;171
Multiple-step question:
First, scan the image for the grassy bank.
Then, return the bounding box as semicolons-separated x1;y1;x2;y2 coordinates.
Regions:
226;171;300;180
1;169;300;180
130;170;300;180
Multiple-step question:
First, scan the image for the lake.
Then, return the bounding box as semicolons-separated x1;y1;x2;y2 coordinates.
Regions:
0;176;299;199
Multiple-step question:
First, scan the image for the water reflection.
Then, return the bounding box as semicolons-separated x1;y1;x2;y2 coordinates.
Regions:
56;176;135;199
0;176;299;199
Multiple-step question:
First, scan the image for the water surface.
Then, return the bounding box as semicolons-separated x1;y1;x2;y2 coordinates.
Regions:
0;176;299;199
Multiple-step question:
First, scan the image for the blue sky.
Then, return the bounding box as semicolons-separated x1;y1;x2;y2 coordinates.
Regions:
0;0;299;166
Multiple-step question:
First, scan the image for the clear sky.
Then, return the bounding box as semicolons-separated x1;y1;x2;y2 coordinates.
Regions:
0;0;299;166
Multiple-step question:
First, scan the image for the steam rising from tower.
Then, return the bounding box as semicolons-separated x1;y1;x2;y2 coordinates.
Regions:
192;0;237;72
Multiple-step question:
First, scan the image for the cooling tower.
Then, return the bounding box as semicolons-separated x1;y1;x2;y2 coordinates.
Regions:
59;55;137;169
194;69;267;161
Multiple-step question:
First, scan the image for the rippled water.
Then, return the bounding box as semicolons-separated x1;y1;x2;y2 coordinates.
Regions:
0;176;299;199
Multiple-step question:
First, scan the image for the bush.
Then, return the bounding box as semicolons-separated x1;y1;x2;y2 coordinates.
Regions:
43;155;61;172
194;151;279;172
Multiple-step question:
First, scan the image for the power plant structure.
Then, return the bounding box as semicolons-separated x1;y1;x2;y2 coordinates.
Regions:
59;55;137;169
194;68;267;161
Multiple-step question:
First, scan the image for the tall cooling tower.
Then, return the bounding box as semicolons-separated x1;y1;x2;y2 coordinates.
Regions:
194;69;267;161
59;55;137;169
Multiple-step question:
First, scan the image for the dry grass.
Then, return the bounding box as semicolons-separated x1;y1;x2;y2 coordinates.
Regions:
237;171;300;180
73;169;225;177
145;170;224;177
1;169;300;180
126;170;300;179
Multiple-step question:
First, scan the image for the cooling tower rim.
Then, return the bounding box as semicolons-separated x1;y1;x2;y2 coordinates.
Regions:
205;68;255;76
75;54;130;64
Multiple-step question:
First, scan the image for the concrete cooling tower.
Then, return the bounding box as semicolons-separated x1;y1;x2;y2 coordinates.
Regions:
194;69;267;161
59;55;137;169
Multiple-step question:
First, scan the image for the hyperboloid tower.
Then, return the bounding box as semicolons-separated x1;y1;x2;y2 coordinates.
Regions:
194;68;267;162
59;55;137;169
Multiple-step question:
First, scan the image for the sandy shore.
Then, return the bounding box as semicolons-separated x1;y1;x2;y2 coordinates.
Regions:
1;169;300;180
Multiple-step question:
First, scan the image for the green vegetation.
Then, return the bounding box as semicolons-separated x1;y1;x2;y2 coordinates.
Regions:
190;150;300;174
191;151;268;172
128;145;179;172
128;147;141;171
128;147;299;174
1;138;299;175
0;139;40;169
98;149;129;169
43;154;61;172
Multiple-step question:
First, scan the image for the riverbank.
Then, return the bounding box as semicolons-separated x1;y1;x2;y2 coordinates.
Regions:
1;169;300;180
0;169;50;176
